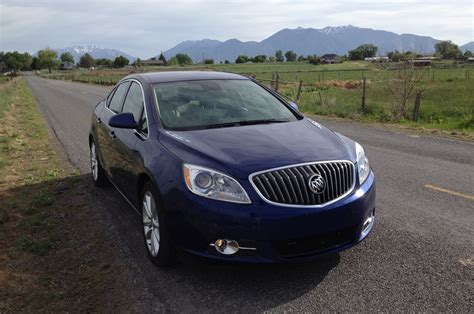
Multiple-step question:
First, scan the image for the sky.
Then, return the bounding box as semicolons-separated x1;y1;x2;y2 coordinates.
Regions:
1;0;473;58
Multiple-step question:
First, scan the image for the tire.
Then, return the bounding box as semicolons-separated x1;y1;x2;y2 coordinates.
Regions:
141;181;175;266
90;140;108;187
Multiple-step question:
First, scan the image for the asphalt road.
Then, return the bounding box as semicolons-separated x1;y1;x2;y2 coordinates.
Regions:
25;74;473;312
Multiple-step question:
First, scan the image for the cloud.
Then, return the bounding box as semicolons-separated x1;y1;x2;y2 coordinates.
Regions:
0;0;472;58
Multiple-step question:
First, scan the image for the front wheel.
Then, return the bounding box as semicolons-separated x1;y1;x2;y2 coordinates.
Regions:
90;140;108;187
141;182;175;266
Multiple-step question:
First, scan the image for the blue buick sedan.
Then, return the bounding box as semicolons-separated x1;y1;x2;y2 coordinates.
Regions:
89;71;375;266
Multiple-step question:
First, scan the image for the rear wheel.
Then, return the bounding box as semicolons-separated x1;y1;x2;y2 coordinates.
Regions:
90;140;108;187
141;182;175;266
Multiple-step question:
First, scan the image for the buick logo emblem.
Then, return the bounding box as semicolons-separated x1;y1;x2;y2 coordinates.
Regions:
308;174;326;194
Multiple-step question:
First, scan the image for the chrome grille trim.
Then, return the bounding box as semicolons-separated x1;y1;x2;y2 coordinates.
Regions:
249;160;356;208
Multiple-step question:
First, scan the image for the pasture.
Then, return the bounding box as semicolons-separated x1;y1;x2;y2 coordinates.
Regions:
39;61;474;133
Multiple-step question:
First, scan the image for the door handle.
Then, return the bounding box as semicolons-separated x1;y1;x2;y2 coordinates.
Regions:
97;117;102;124
108;131;116;139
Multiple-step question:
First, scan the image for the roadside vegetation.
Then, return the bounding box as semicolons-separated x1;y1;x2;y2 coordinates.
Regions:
0;78;130;311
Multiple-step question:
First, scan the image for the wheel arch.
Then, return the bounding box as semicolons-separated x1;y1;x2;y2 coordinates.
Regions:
136;171;164;209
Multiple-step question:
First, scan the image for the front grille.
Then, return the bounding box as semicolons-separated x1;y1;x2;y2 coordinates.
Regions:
251;161;355;206
275;226;357;258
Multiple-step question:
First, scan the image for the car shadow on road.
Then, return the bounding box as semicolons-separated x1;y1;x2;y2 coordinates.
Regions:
1;173;340;311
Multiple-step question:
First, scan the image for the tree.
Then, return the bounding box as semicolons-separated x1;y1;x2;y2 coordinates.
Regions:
60;52;74;63
252;55;267;63
168;56;179;66
275;50;284;62
307;55;321;65
386;64;425;120
224;60;230;64
387;50;404;62
3;51;31;75
464;50;473;58
79;53;95;68
158;52;167;65
285;50;297;62
112;55;129;68
235;55;249;63
174;53;193;65
348;44;378;60
204;59;214;64
435;40;462;59
31;56;39;70
38;49;59;73
95;58;112;67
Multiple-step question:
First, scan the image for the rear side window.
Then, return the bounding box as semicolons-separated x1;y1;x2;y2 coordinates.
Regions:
108;82;130;113
122;82;144;123
122;82;148;135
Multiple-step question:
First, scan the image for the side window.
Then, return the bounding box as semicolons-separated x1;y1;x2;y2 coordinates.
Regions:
108;82;130;113
122;82;148;135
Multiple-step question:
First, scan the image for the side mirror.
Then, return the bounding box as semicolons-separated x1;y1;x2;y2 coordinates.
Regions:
109;112;138;129
289;102;299;111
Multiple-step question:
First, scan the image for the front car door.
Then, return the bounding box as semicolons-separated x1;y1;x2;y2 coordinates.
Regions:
98;81;131;179
109;81;148;199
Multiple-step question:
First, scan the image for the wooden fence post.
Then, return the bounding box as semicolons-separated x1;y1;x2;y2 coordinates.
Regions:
412;91;422;122
275;72;280;92
361;77;366;113
295;80;303;102
270;72;276;90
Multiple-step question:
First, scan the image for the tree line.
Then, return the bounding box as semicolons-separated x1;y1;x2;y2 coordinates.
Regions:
0;48;132;76
1;41;472;76
230;41;472;65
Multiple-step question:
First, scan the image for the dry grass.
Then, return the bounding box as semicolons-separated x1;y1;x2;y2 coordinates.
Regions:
0;78;132;311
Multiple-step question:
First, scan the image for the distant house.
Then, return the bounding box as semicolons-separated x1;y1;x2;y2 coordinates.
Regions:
467;57;474;63
60;62;75;70
414;56;439;61
139;59;165;66
365;56;389;62
320;54;342;64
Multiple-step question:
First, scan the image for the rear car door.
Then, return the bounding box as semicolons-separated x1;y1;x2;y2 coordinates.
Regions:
98;81;131;178
108;81;148;199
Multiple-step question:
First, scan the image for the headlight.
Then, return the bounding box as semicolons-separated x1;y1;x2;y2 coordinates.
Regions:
355;142;370;184
183;164;251;204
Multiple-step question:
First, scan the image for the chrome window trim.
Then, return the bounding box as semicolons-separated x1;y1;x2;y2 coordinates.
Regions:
105;79;150;140
248;160;356;208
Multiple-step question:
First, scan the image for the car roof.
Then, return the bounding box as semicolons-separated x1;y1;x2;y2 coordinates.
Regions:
131;71;249;84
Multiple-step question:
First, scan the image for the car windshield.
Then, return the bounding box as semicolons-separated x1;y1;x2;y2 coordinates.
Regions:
153;79;299;130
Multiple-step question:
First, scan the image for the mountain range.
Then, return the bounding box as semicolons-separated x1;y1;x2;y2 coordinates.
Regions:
54;45;136;63
162;25;472;62
460;42;474;53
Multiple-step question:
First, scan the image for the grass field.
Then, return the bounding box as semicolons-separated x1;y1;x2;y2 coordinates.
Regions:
39;61;474;133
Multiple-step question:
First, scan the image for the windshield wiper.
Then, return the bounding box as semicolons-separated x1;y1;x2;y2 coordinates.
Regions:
238;118;289;125
201;118;289;130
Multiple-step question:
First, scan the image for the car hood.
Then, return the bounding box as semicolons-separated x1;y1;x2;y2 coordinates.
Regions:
159;118;355;178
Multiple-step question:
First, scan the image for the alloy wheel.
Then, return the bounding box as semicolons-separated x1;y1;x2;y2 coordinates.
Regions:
90;142;98;181
142;191;160;257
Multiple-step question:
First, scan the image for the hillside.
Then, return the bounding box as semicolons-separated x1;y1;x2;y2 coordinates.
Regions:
162;25;441;62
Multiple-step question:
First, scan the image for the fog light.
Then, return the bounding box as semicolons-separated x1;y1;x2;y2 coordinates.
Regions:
359;212;375;241
214;239;240;255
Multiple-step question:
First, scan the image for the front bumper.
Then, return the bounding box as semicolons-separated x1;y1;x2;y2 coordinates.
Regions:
164;170;376;263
